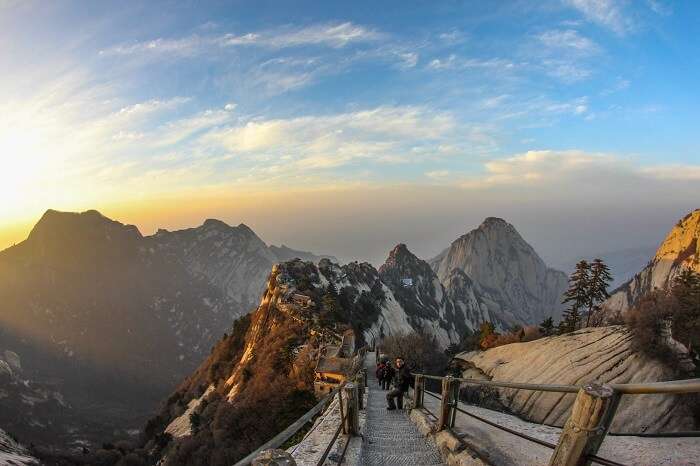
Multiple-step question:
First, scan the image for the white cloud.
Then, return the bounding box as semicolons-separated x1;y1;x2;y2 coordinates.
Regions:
537;29;599;55
427;54;517;71
99;22;382;57
115;97;190;117
438;29;467;45
198;105;498;173
563;0;635;35
460;150;700;189
224;102;237;111
541;59;593;83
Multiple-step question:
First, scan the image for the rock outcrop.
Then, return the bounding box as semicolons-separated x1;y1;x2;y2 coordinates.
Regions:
431;217;568;326
140;261;343;465
0;428;38;465
606;209;700;312
453;326;697;432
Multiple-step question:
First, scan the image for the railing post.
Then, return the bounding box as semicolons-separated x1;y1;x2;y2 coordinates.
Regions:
342;383;359;436
413;374;425;409
548;382;621;466
355;373;365;410
438;375;459;430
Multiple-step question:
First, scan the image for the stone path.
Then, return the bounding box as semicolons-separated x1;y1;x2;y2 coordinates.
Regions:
360;353;445;466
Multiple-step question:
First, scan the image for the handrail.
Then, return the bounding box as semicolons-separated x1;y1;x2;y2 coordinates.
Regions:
412;371;700;466
233;384;342;466
413;372;700;395
234;345;367;466
417;373;580;393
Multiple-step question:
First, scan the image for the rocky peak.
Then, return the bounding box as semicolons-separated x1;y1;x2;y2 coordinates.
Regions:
379;243;435;285
606;209;700;312
430;217;567;326
29;209;142;242
655;209;700;268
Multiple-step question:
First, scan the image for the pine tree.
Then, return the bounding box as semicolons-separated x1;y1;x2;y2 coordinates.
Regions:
587;258;613;326
671;268;700;351
539;317;555;336
561;260;590;333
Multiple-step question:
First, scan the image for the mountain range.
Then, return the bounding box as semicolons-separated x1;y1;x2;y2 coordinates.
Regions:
3;207;699;458
0;209;330;448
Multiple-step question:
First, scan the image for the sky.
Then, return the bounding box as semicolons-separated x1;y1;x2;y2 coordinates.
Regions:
0;0;698;266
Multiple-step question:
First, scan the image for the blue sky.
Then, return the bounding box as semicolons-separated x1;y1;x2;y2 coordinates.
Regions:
0;0;698;265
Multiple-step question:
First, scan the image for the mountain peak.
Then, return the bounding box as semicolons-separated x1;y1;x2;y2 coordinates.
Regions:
202;218;231;229
480;216;508;227
29;209;141;241
388;243;411;257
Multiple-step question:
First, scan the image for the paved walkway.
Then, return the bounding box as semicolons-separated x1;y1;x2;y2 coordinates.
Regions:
361;353;445;466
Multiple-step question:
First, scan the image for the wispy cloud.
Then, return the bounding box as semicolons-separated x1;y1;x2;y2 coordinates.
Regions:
460;150;700;190
99;22;382;57
205;106;465;170
427;54;518;71
563;0;636;35
537;29;599;55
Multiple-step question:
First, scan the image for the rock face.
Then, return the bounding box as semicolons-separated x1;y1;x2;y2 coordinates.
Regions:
0;209;328;449
606;209;700;312
150;219;333;320
373;244;502;346
453;326;697;432
431;217;568;326
0;428;38;465
141;261;344;465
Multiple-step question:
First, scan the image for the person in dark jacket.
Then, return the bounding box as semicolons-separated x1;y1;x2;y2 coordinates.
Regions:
382;361;394;390
376;361;387;388
386;357;411;410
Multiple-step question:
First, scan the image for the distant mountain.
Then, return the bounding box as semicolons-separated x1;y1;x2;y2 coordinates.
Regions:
606;209;700;312
552;245;658;290
0;209;329;449
150;218;334;320
430;217;568;326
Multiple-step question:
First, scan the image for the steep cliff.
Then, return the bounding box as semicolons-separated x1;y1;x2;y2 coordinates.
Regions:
431;217;568;326
606;209;700;312
140;261;341;466
454;326;697;432
0;428;37;465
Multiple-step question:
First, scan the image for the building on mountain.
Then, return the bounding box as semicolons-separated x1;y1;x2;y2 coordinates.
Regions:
290;293;314;308
401;278;413;287
313;330;356;396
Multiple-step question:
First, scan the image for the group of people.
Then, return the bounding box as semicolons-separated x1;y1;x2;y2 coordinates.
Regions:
376;356;412;410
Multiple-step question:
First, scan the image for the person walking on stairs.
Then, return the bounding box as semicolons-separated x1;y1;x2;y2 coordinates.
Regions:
382;361;394;390
386;357;411;410
376;360;388;390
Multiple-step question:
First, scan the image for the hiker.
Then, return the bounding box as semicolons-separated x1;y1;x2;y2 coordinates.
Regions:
376;360;387;388
381;360;394;390
386;357;411;410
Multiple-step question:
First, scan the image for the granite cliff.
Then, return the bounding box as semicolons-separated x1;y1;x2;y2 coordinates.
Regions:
606;209;700;312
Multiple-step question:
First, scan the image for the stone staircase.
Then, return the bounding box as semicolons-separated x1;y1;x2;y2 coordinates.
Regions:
360;353;445;466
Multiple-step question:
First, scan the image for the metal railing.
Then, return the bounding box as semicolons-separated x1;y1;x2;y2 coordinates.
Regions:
410;372;700;466
234;346;367;466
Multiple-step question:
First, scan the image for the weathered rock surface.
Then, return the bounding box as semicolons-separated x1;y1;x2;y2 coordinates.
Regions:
150;219;333;321
454;326;697;432
0;428;38;465
431;217;568;326
606;209;700;312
